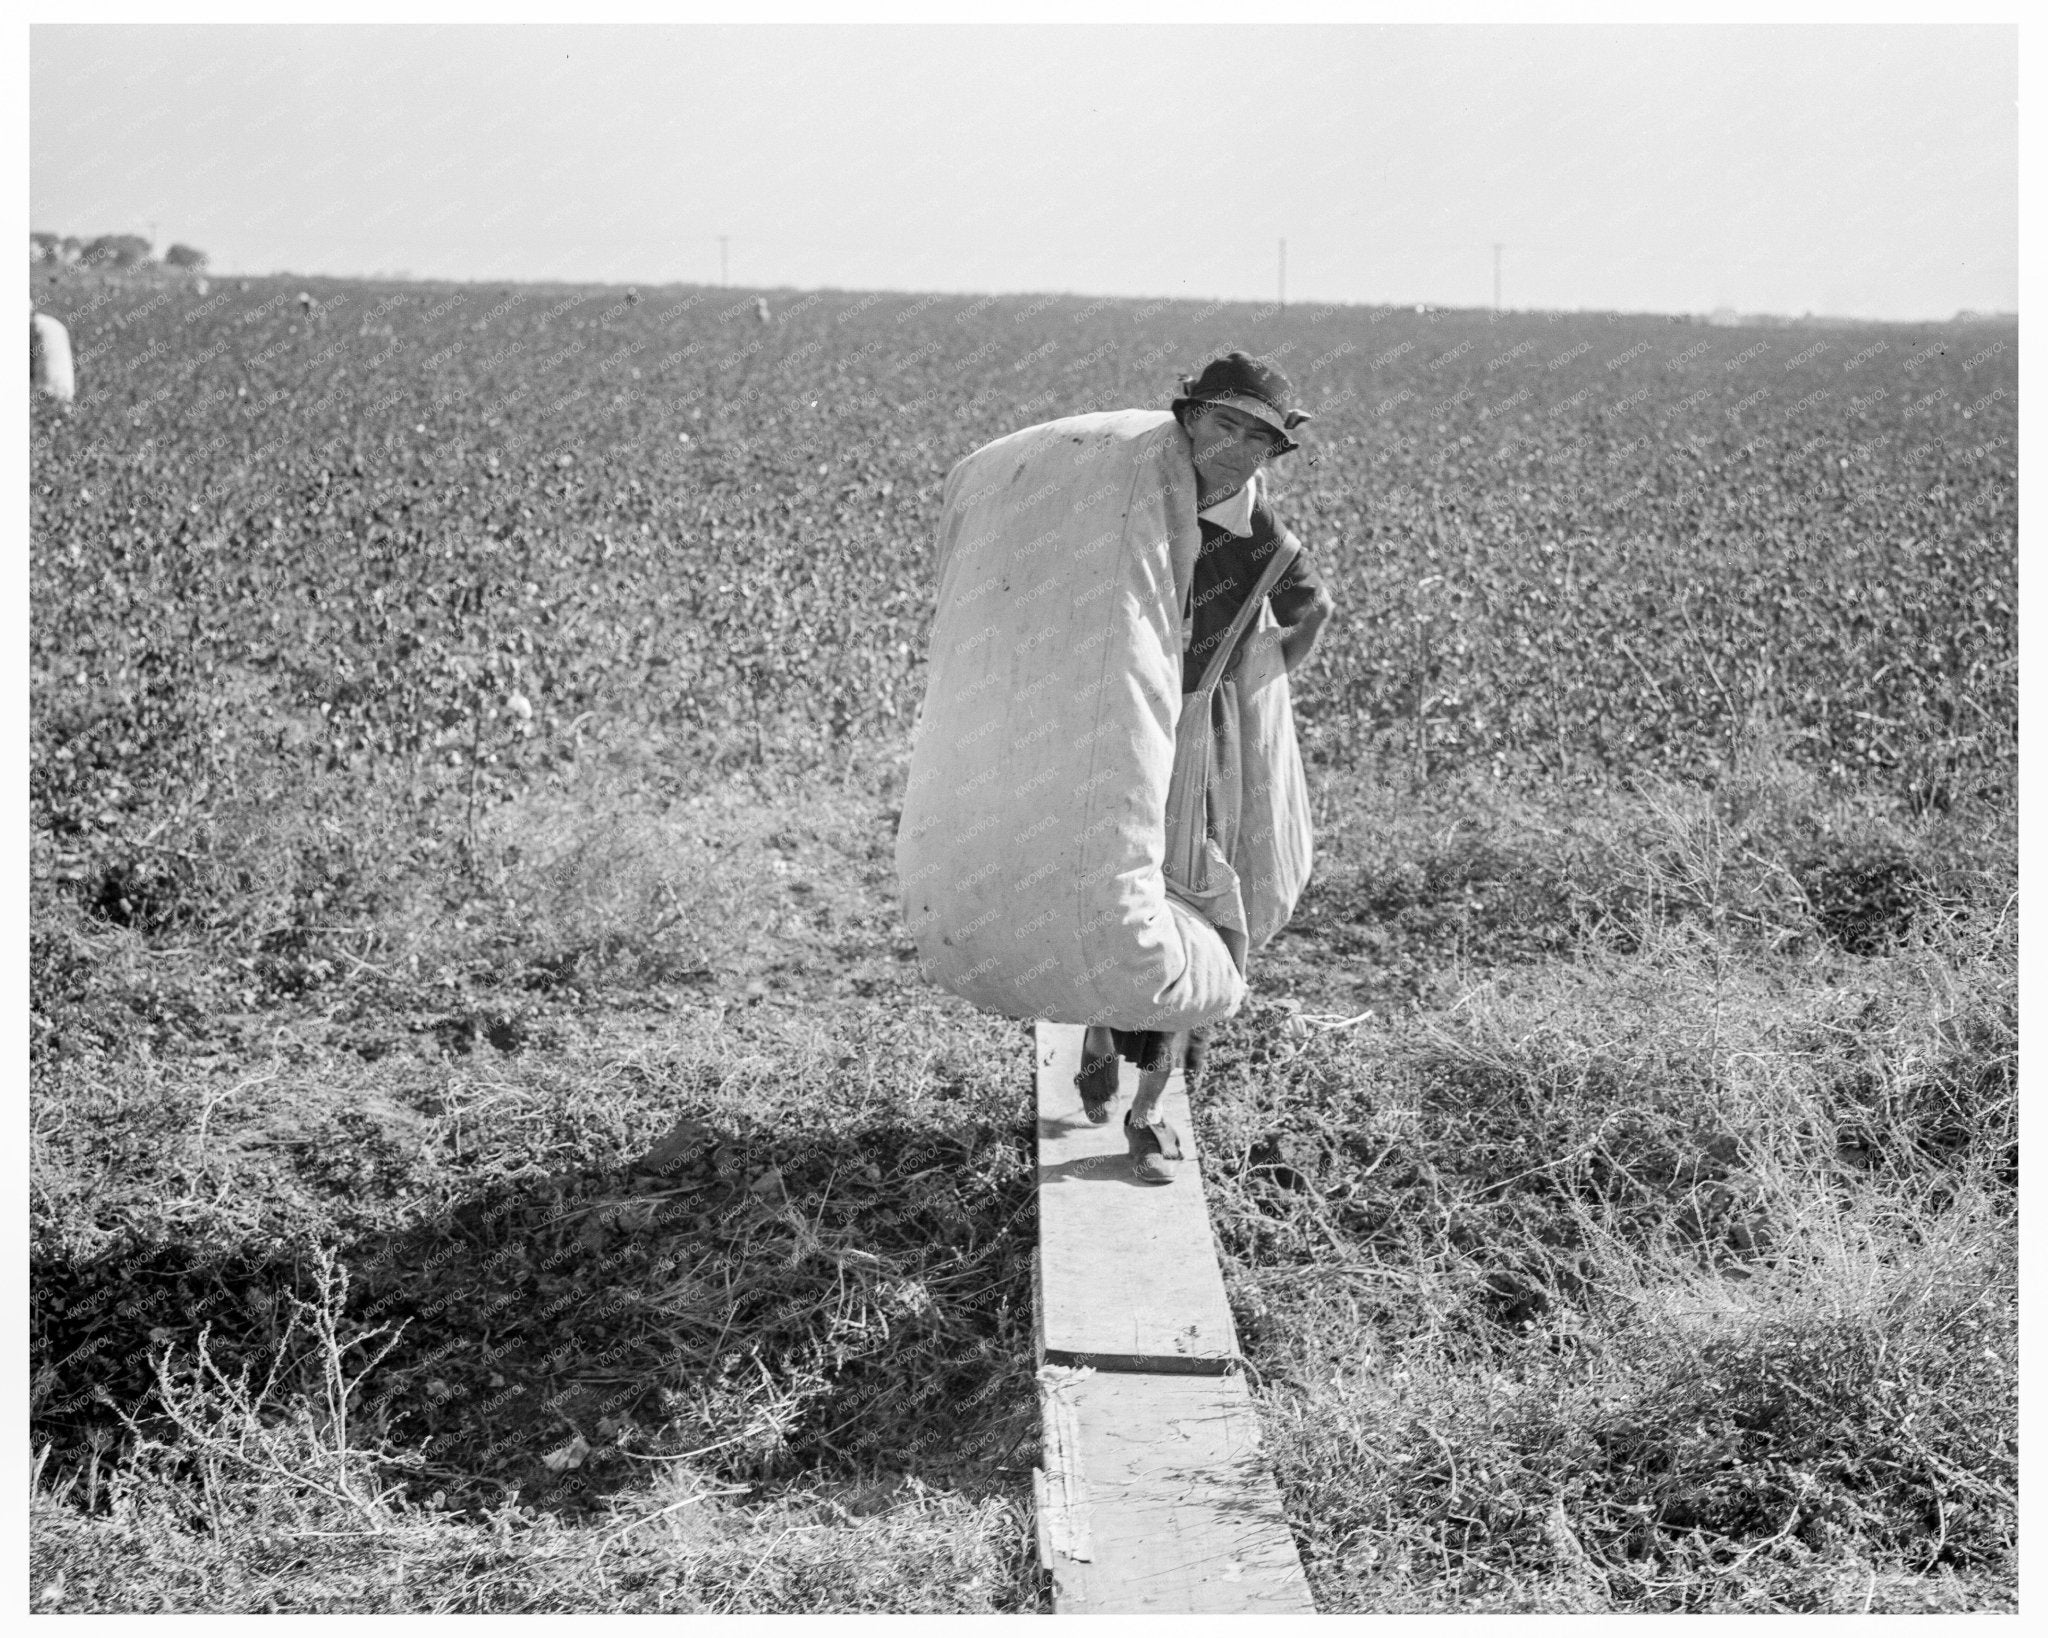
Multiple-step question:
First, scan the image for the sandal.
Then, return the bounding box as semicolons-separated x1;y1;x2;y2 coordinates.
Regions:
1124;1110;1185;1185
1074;1048;1120;1125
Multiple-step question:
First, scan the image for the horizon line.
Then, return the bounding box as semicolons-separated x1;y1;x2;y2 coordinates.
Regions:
33;257;2016;329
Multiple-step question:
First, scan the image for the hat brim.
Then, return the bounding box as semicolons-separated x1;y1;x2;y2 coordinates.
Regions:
1173;391;1304;454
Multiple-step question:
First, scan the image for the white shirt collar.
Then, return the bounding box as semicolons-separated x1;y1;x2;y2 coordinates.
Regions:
1195;474;1258;538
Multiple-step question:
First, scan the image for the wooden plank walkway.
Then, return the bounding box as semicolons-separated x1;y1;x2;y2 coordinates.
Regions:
1033;1021;1315;1614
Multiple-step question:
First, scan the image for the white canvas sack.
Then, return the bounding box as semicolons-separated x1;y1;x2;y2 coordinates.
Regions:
1223;610;1315;951
1161;540;1313;965
31;312;75;403
898;409;1246;1030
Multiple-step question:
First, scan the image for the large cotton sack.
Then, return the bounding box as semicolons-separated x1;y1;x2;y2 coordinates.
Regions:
1228;614;1314;950
897;409;1247;1031
31;312;74;403
1163;591;1315;968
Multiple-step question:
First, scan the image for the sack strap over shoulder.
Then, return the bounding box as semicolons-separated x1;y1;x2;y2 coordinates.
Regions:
1190;537;1301;699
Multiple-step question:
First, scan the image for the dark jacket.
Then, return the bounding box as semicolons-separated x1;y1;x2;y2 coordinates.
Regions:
1181;489;1327;691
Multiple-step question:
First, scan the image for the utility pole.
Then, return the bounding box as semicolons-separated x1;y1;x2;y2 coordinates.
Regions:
719;236;729;287
1492;242;1503;313
1278;238;1286;308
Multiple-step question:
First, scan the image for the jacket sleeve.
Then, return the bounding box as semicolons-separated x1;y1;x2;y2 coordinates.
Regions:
1266;528;1330;628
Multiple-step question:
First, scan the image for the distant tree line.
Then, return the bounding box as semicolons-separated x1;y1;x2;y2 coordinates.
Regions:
30;232;207;271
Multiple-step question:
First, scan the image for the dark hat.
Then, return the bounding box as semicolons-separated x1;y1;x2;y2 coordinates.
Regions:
1171;350;1313;453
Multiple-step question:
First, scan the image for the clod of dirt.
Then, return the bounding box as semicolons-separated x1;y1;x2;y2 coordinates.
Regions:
428;1009;535;1056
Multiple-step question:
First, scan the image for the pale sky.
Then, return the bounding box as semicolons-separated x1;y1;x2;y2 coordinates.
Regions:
29;23;2018;320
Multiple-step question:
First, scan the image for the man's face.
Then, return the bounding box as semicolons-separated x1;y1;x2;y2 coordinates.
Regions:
1184;402;1286;498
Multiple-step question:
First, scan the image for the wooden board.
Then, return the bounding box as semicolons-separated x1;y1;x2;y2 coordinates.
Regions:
1035;1364;1316;1614
1033;1022;1240;1372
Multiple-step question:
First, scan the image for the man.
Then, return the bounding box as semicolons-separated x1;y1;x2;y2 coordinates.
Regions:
1078;351;1335;1181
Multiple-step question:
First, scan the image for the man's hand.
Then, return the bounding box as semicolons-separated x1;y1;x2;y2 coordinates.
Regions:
1279;589;1335;675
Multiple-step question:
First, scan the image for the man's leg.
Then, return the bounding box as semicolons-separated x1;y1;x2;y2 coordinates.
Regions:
1125;1029;1185;1128
1124;1029;1192;1183
1077;1024;1121;1123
